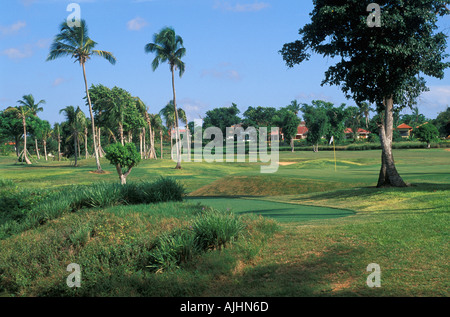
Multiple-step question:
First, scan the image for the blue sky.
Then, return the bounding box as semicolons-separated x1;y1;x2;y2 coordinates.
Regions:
1;0;450;126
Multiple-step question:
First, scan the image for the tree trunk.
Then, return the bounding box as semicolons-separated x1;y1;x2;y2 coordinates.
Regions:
35;138;40;160
43;140;48;161
74;133;78;167
57;134;61;161
85;127;89;159
15;135;19;158
160;129;163;159
377;96;407;188
139;130;143;159
290;138;294;152
119;122;124;145
171;67;182;169
170;129;173;160
82;62;102;172
22;117;31;164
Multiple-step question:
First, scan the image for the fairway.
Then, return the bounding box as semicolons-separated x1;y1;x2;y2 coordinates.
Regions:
186;197;355;223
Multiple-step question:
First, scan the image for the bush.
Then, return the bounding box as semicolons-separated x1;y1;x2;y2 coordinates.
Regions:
147;229;200;272
192;209;245;251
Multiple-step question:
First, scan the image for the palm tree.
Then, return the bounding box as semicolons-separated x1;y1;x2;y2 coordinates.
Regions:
4;106;34;164
150;113;164;159
358;102;373;129
41;124;52;161
17;94;45;160
53;123;62;161
60;106;85;167
47;19;116;173
145;27;186;169
160;101;186;160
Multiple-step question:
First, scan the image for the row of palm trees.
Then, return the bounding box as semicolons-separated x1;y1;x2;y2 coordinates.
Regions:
46;19;187;171
4;92;191;167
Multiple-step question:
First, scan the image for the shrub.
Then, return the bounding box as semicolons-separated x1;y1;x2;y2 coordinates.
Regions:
104;143;141;185
192;210;245;251
147;229;200;272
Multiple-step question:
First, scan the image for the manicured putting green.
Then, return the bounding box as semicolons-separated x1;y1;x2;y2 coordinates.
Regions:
186;197;354;223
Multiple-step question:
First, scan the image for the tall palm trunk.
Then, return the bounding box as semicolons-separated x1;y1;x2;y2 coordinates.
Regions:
22;117;31;164
85;127;89;159
74;133;78;167
160;129;163;159
35;138;41;160
43;139;48;161
171;67;182;169
57;133;61;161
82;62;102;172
377;96;407;187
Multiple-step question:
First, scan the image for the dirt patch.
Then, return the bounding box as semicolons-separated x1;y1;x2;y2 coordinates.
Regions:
89;170;112;174
278;161;297;166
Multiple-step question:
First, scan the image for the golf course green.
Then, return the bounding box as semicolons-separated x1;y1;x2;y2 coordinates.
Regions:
186;197;355;222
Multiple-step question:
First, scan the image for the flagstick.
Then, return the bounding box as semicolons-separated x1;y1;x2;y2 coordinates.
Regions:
333;138;337;172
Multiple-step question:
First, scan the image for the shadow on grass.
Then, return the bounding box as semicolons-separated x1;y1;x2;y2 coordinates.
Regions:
290;183;450;203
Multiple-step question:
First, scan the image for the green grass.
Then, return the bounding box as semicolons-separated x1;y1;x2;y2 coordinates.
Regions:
186;197;354;223
0;147;448;296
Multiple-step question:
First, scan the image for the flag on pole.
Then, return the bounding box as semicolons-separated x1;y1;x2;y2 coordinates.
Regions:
330;136;337;171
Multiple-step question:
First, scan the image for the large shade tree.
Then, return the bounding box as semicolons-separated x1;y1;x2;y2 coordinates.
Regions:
47;19;116;173
280;1;450;187
145;27;186;169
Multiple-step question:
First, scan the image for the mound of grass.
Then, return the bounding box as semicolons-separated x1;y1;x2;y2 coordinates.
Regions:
0;203;278;297
0;177;185;240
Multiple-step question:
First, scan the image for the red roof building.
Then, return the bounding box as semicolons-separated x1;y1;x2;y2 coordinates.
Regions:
344;128;371;139
396;123;413;138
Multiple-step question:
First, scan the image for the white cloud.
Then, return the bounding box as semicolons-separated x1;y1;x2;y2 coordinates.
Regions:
201;63;242;81
127;17;148;31
52;77;71;87
418;85;450;116
0;47;32;59
0;39;50;60
0;21;26;36
214;0;270;12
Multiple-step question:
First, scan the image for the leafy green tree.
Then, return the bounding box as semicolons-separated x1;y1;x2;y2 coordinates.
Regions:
301;103;329;152
432;106;450;137
280;1;450;187
105;142;141;185
47;20;116;173
276;104;301;152
145;27;186;169
415;123;440;148
0;110;23;157
203;103;241;135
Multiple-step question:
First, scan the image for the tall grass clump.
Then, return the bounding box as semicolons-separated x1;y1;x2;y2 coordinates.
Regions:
146;228;201;272
0;177;185;240
192;209;246;251
146;209;247;273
